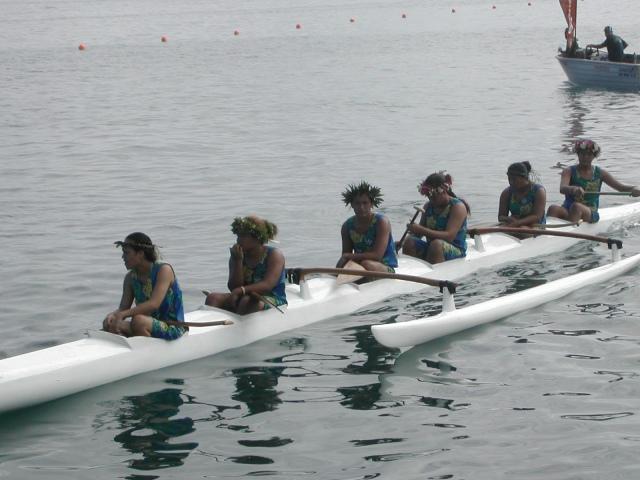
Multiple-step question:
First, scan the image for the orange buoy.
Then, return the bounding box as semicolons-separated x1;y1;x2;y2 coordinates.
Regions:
161;35;167;43
78;43;86;50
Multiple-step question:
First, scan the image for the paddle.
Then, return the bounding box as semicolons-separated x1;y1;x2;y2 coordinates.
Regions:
163;319;233;328
286;267;457;293
395;206;425;252
467;227;623;249
532;220;582;229
583;191;633;196
201;289;285;314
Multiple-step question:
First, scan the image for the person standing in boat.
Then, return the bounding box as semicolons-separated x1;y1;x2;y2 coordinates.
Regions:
337;181;398;272
103;232;186;340
587;26;628;62
401;172;470;264
498;161;546;228
205;216;287;314
547;139;640;223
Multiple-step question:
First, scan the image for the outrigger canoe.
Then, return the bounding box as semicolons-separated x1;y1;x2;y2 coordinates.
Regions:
372;252;640;348
1;201;639;414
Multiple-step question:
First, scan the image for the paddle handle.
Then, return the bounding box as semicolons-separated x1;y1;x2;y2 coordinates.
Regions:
585;191;632;196
396;206;425;252
201;289;284;314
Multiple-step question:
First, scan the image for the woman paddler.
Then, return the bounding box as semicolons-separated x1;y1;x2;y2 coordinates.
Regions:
401;172;470;264
103;232;186;339
498;161;546;227
337;181;398;272
547;139;640;223
205;216;287;314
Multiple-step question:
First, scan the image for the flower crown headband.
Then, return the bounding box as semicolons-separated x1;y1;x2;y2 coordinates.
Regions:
418;172;453;197
574;139;601;157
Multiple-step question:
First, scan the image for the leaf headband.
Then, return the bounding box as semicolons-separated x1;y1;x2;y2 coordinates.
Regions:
341;181;384;207
231;217;277;244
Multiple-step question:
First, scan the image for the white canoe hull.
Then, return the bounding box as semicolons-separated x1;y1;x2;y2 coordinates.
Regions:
557;55;640;90
372;253;640;348
1;201;639;413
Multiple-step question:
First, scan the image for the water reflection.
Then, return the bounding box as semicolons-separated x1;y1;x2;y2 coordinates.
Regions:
113;388;198;472
338;323;398;410
231;365;285;416
561;86;588;152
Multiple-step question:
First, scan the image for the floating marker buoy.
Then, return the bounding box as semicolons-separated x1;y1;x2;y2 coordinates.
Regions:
528;1;532;5
492;5;496;9
78;43;86;50
161;35;167;43
451;8;456;13
402;13;406;18
234;30;240;36
296;23;301;29
350;18;355;23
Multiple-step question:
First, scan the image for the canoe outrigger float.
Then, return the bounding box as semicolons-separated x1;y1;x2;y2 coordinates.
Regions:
372;251;640;349
1;201;639;414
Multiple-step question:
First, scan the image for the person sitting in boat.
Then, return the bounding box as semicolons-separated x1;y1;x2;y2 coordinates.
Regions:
401;172;470;264
547;139;640;223
103;232;186;340
587;26;628;62
498;161;546;228
337;181;398;273
205;216;287;314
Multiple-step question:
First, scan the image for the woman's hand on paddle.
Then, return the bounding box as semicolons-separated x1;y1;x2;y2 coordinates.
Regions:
571;186;585;199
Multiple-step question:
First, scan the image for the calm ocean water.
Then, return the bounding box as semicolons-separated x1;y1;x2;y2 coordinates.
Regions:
2;0;640;478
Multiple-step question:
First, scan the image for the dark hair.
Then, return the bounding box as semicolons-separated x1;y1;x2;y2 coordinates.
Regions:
419;172;470;214
341;181;384;208
119;232;158;262
506;161;531;178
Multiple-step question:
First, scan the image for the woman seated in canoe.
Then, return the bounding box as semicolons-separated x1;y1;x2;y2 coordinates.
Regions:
401;172;470;264
205;216;287;314
103;232;186;340
547;139;640;223
498;161;546;228
337;181;398;272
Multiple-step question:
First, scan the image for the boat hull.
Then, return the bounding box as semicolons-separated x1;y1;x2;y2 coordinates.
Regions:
372;253;640;348
1;201;640;413
557;55;640;90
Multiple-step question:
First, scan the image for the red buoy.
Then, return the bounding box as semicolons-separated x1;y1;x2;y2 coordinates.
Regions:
78;43;86;50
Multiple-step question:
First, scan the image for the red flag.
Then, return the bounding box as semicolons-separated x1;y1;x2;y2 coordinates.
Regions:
559;0;577;48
